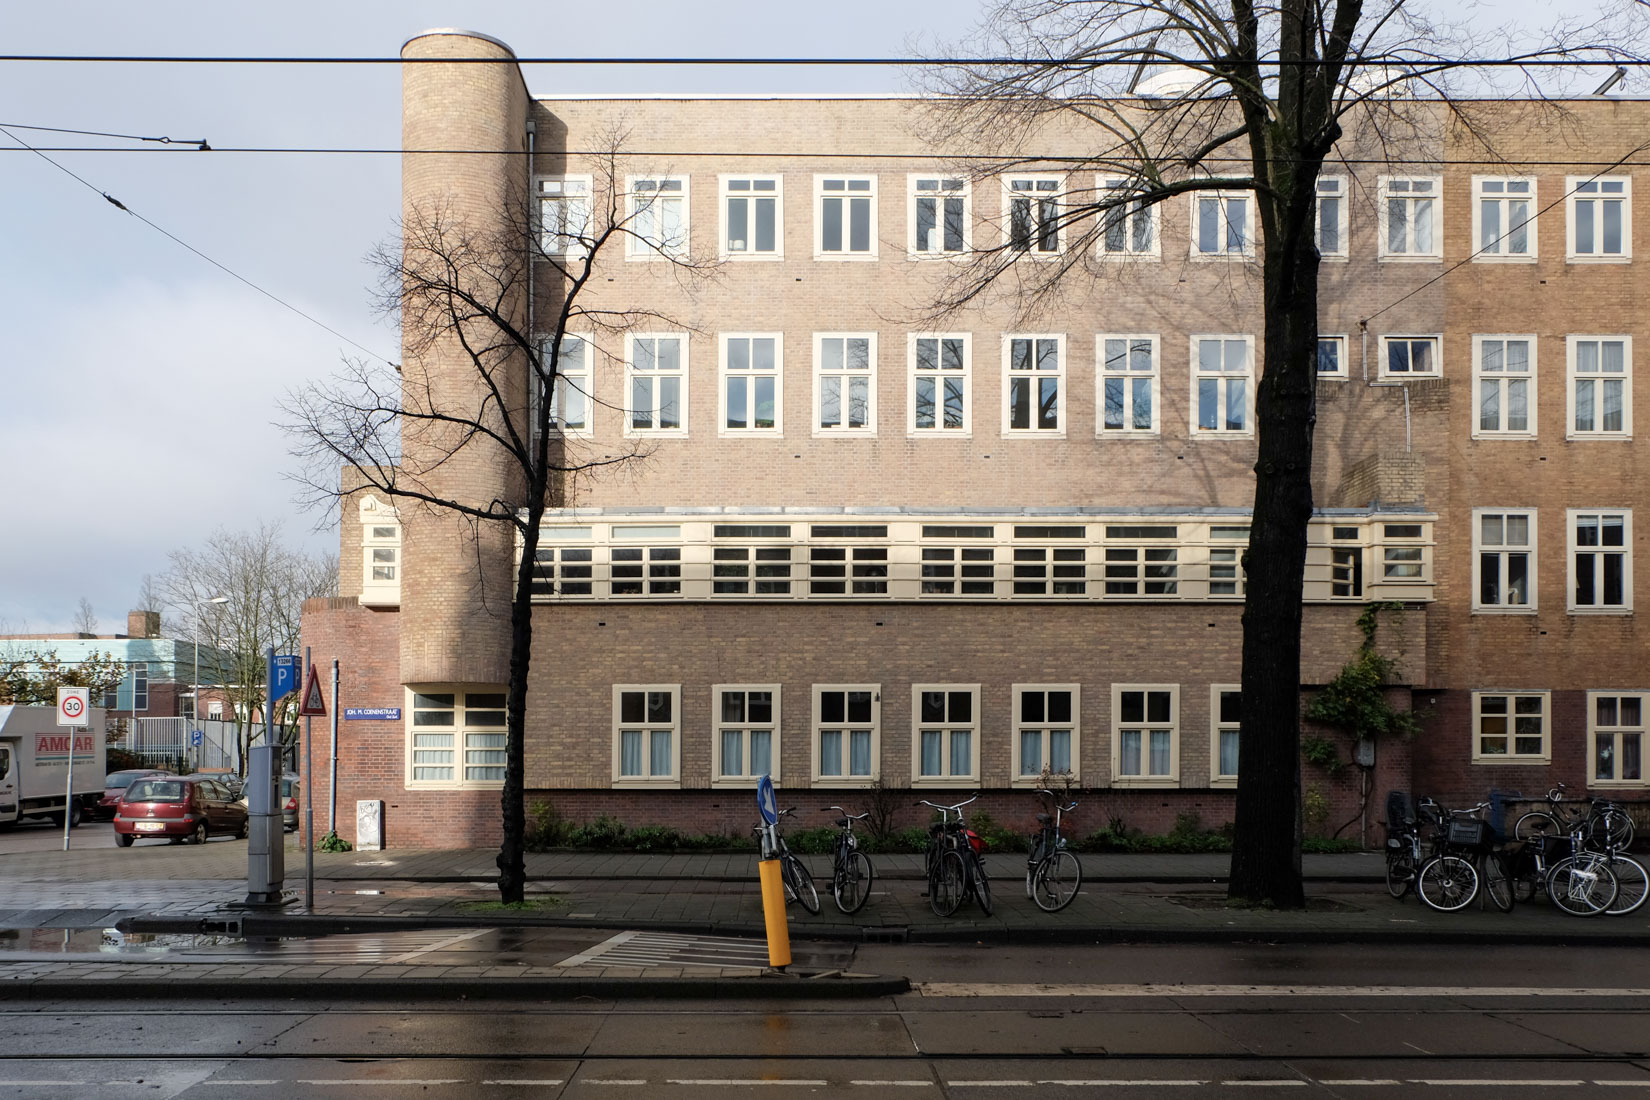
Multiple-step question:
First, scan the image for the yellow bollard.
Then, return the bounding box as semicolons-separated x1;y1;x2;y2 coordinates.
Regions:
757;857;792;969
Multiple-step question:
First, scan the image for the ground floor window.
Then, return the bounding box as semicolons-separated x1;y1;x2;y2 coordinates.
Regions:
1591;692;1646;786
405;687;509;789
1210;685;1240;787
814;685;879;784
613;685;680;786
1113;685;1179;785
1472;691;1549;763
714;685;779;784
1012;685;1078;784
912;684;980;784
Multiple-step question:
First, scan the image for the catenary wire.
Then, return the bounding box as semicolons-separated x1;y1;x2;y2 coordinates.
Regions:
0;54;1643;66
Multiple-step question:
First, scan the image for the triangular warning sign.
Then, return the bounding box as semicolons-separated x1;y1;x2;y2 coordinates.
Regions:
297;662;327;717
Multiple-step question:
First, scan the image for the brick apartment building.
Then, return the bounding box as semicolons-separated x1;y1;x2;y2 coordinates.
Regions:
300;29;1649;849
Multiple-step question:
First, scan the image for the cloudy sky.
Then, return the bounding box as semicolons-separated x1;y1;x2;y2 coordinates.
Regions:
0;0;1621;633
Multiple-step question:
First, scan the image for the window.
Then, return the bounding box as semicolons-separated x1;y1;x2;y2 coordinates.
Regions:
815;175;876;258
1473;336;1535;437
920;525;996;597
1004;335;1065;434
1591;693;1647;786
714;686;779;784
611;546;682;596
1113;685;1179;785
1474;177;1535;260
1381;335;1440;379
407;688;509;787
814;686;879;783
613;685;680;784
1192;336;1254;435
1005;175;1062;253
1473;510;1536;611
721;175;781;258
1013;685;1079;784
1568;337;1631;438
362;520;402;604
1472;691;1549;763
912;685;980;784
538;175;592;258
1317;336;1347;380
910;334;970;434
1379;176;1441;259
712;525;793;596
1570;510;1631;612
530;527;594;599
627;176;688;258
626;334;688;435
1208;525;1248;598
1098;335;1159;433
1316;177;1347;258
1331;544;1364;599
1382;523;1427;582
1013;524;1086;596
537;333;592;436
1211;686;1240;786
132;663;148;713
808;524;889;596
720;334;782;434
1568;177;1630;260
815;334;876;433
909;175;968;256
1104;524;1178;596
1192;192;1253;257
1096;177;1156;256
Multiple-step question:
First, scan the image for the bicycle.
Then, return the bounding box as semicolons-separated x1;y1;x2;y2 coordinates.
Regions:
1383;793;1435;901
756;807;819;915
1435;802;1514;914
1542;825;1620;916
820;805;875;914
1025;789;1082;912
918;795;992;917
1518;818;1647;917
1513;783;1635;850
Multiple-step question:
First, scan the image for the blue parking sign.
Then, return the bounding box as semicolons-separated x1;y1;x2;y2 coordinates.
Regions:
756;774;778;825
269;653;300;703
189;729;203;748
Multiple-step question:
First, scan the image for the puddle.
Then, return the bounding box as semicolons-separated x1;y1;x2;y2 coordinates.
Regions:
0;927;248;956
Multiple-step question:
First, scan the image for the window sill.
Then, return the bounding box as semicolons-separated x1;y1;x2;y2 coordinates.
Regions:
1209;778;1238;789
1472;254;1539;264
710;776;771;789
1097;427;1163;437
1567;607;1634;616
813;253;880;262
1376;254;1444;263
623;429;691;440
907;251;971;261
1470;756;1552;766
1471;431;1538;441
1316;373;1349;382
1377;374;1442;383
912;775;982;788
1188;251;1256;262
1011;774;1081;788
1567;254;1633;265
1471;606;1539;615
1110;777;1182;789
1095;251;1162;262
720;252;785;262
1001;430;1068;440
813;428;880;438
812;775;879;787
907;429;974;439
718;429;786;440
1566;433;1633;442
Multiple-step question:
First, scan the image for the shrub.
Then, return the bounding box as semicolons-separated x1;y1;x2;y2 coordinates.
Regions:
626;824;685;852
567;814;628;849
963;810;1021;854
524;800;570;851
316;830;352;853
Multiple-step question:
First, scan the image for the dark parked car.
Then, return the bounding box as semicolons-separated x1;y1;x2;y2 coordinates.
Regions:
113;776;249;846
190;768;244;799
95;768;173;821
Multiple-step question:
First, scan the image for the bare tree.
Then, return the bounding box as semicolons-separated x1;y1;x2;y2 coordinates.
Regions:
283;146;716;903
72;597;97;636
924;0;1643;906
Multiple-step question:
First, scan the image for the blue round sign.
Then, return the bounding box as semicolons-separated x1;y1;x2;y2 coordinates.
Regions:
756;774;778;825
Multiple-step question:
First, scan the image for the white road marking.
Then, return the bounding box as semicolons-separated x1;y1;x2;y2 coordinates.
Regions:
1038;1083;1206;1088
850;1082;932;1087
665;1080;828;1086
1595;1083;1650;1088
1410;1081;1584;1087
948;1082;1034;1088
916;982;1650;998
483;1081;567;1087
587;1082;648;1087
1319;1082;1402;1087
1223;1082;1306;1087
0;1084;84;1088
296;1081;465;1086
385;928;491;964
197;1082;281;1087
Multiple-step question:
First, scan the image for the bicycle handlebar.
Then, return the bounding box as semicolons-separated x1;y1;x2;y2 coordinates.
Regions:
821;806;869;819
917;795;979;814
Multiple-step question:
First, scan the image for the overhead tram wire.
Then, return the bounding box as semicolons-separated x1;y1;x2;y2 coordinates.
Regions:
0;53;1644;67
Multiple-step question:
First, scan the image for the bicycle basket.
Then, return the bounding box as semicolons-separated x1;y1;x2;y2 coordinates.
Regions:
1446;818;1492;849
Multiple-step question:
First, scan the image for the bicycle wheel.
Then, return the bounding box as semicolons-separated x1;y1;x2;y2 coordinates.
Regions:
834;851;873;914
783;854;820;915
1482;851;1515;913
1416;854;1479;912
1385;849;1416;900
1595;808;1636;851
1605;854;1649;916
1547;856;1618;917
1033;850;1083;912
1514;812;1560;841
931;851;966;916
972;855;993;916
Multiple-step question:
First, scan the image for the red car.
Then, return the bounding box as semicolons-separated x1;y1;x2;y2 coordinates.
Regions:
113;776;249;846
95;768;173;821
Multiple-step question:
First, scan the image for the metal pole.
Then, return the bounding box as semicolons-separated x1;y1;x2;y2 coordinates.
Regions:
192;639;200;771
61;725;77;852
304;645;314;911
328;659;339;835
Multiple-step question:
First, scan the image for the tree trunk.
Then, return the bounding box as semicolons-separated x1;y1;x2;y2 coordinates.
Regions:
495;515;539;904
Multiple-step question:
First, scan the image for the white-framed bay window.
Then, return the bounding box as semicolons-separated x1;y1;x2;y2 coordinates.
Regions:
1210;685;1240;787
1569;509;1632;613
537;175;592;258
1473;509;1536;612
1113;684;1179;786
814;333;877;434
613;685;680;786
910;333;970;434
1473;335;1535;438
909;174;969;256
1379;176;1442;259
1472;690;1550;763
720;333;782;435
626;175;688;259
1004;334;1065;435
912;684;980;785
625;333;688;436
406;687;509;789
1474;177;1536;260
1568;176;1631;261
1591;692;1647;787
814;685;879;784
1191;335;1254;435
720;175;782;259
713;685;780;785
1567;336;1631;439
1099;334;1159;434
1012;684;1079;785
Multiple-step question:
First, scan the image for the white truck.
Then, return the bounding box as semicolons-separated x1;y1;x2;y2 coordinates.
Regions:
0;705;107;828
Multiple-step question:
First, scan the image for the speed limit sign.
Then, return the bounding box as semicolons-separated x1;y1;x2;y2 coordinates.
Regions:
57;687;89;726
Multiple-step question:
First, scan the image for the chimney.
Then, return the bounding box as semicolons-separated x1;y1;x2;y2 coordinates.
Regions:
127;610;161;639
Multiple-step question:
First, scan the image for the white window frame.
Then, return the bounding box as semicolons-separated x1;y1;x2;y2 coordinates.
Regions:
537;174;593;259
908;174;970;258
908;333;971;435
1472;335;1537;439
1316;176;1348;259
362;519;402;597
625;175;689;260
1317;335;1348;381
1011;684;1081;786
1473;176;1537;261
1472;508;1537;613
405;686;510;790
1210;684;1240;788
1566;335;1633;440
1567;176;1632;262
1003;174;1064;255
1589;691;1649;788
1002;334;1066;437
712;684;781;787
1095;176;1159;258
1190;335;1256;437
1112;684;1180;787
813;333;878;436
535;332;595;439
911;684;982;786
813;684;881;786
1379;334;1442;380
1190;191;1255;259
1378;175;1443;260
719;174;783;260
624;333;689;438
718;333;784;437
814;174;878;259
1471;690;1551;764
1097;333;1160;435
612;684;682;787
1568;509;1633;614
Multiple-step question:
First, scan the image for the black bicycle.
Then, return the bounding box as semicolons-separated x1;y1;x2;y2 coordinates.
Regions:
1025;789;1082;912
758;807;819;914
820;805;875;914
919;795;992;917
1513;783;1636;850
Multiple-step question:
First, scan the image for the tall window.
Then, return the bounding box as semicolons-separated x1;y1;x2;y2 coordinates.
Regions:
1192;192;1253;257
910;334;969;433
1568;177;1631;260
1096;177;1156;256
1316;176;1347;258
1568;336;1631;438
538;333;592;436
1474;177;1535;259
720;334;781;434
715;686;779;783
1570;510;1631;612
613;686;679;784
913;685;980;784
626;334;688;434
407;688;509;788
1317;336;1348;380
1005;176;1062;253
1192;336;1253;434
1472;691;1549;763
1331;526;1364;599
538;176;592;258
1004;335;1064;434
815;334;876;433
816;176;876;257
1381;335;1440;378
1474;509;1535;611
627;176;688;258
815;686;879;783
1113;685;1179;785
362;520;401;604
910;175;968;256
721;176;781;258
1379;176;1441;258
1013;685;1078;783
1098;335;1158;434
132;663;149;712
1473;336;1535;437
1591;693;1646;786
1211;686;1240;786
